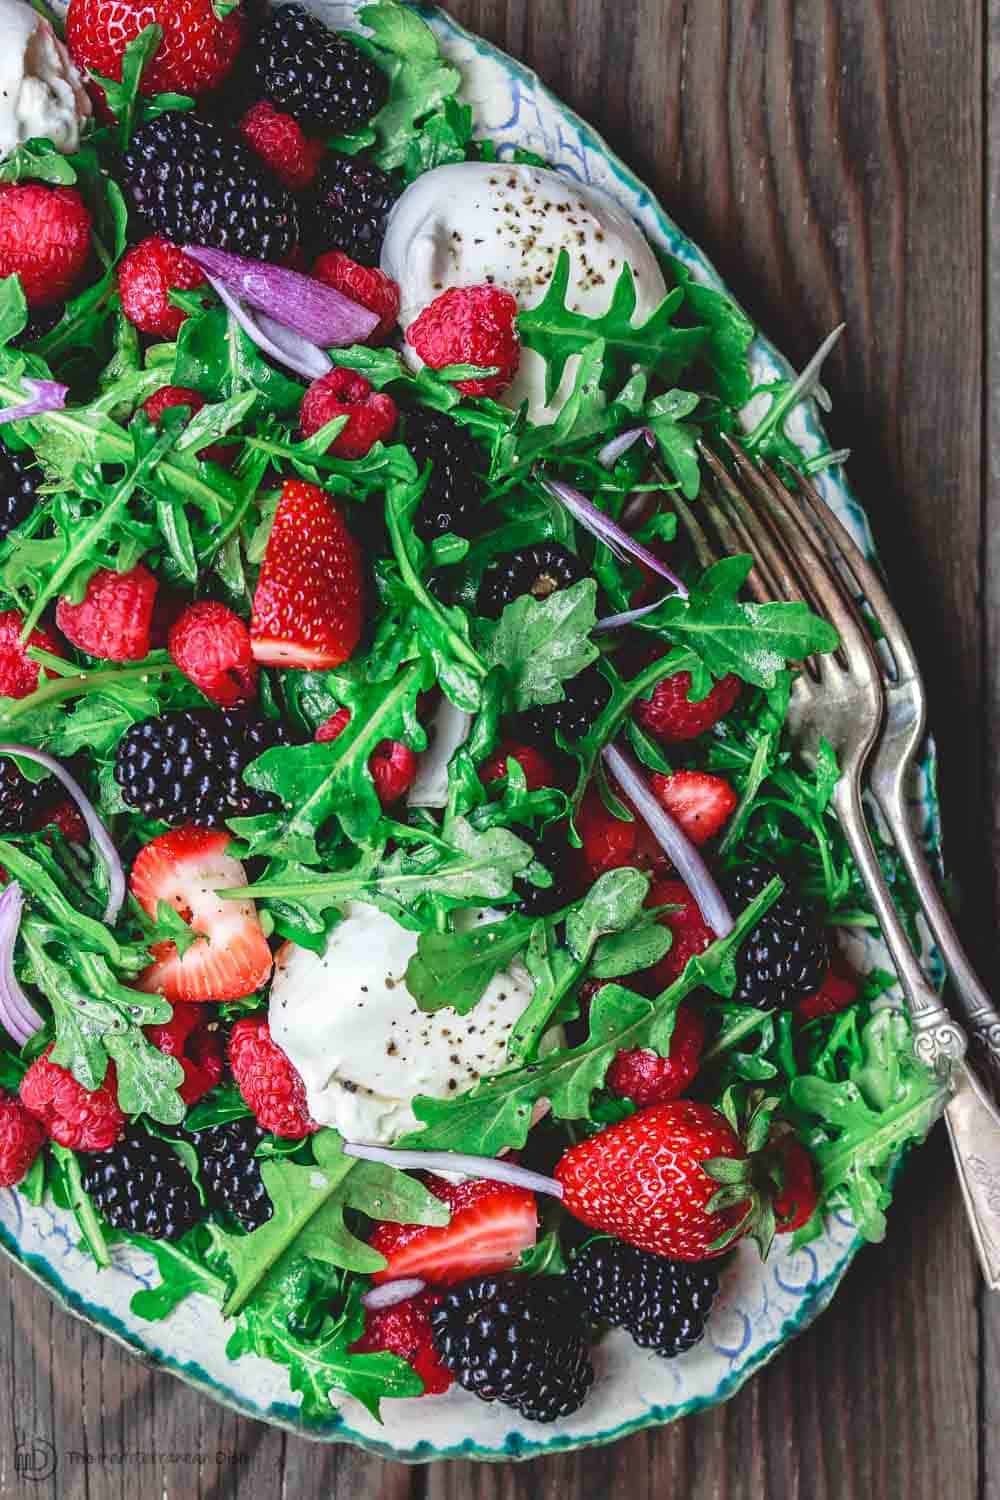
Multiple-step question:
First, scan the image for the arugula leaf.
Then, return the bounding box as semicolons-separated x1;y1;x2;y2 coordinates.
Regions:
667;258;756;407
405;912;535;1014
0;140;78;185
50;1144;110;1268
646;389;701;498
378;817;536;912
518;251;707;403
355;1;465;177
182;1084;251;1132
90;25;163;147
130;1229;229;1321
480;577;598;711
404;877;781;1151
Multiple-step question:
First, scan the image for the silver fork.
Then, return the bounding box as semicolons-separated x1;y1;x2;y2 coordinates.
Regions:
673;440;1000;1287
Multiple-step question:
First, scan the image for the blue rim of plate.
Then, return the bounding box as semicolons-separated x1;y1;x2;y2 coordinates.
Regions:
0;0;941;1461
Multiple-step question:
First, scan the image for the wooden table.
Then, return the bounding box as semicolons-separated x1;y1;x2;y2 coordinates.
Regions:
0;2;990;1496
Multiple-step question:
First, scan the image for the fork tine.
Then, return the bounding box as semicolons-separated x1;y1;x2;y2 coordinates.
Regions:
700;444;808;608
719;438;882;680
665;480;719;571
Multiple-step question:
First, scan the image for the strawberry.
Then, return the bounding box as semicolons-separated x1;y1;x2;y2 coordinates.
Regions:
299;368;398;459
406;285;520;397
117;237;207;338
168;600;257;707
634;661;741;743
650;770;738;846
350;1291;452;1395
369;1175;538;1286
0;184;92;308
238;102;325;192
250;479;363;670
56;564;158;662
478;740;559;793
0;611;64;699
130;826;273;1002
312;251;400;343
646;877;715;989
606;1004;706;1107
555;1100;752;1260
66;0;245;99
314;707;416;804
798;967;858;1021
771;1136;819;1233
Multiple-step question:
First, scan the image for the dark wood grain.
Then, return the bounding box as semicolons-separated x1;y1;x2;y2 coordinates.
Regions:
0;2;988;1496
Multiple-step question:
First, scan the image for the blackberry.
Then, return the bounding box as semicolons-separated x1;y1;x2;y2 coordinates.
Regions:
519;664;611;744
407;408;486;540
253;4;388;131
568;1239;719;1358
430;1274;594;1423
0;757;44;832
190;1116;272;1232
114;707;290;828
513;823;576;917
726;861;829;1008
80;1129;204;1241
477;543;585;619
121;113;299;263
14;302;63;347
304;153;398;266
0;440;40;541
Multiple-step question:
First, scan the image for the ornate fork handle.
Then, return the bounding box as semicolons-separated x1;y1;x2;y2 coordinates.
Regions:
834;777;1000;1287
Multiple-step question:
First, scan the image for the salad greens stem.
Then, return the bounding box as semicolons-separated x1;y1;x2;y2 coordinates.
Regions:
0;660;183;729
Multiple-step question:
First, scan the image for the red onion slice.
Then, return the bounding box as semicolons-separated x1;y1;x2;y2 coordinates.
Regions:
594;599;667;633
597;426;656;469
185;246;379;347
204;273;332;382
342;1141;564;1200
602;742;734;938
362;1278;427;1311
543;478;688;598
0;883;43;1046
0;745;125;923
407;699;472;809
0;379;69;425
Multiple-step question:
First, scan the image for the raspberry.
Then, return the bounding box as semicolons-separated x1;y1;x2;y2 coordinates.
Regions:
576;784;663;879
67;0;245;98
0;1091;46;1186
634;662;741;744
229;1017;315;1140
606;1004;706;1106
299;368;398;459
35;799;88;843
56;564;158;662
407;285;520;398
772;1137;819;1232
478;740;558;792
141;385;230;466
798;968;858;1021
238;102;324;192
0;184;92;308
0;611;64;699
168;601;257;708
144;1001;224;1106
350;1292;452;1396
312;251;400;343
20;1047;125;1152
315;707;416;804
646;878;715;989
117;237;208;338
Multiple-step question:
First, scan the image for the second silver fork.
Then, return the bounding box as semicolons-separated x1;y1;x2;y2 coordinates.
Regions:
677;442;1000;1286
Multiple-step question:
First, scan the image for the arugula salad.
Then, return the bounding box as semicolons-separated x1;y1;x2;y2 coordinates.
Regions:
0;0;946;1427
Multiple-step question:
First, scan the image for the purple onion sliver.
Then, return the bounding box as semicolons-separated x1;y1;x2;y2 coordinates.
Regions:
362;1279;427;1311
597;426;655;469
185;245;379;347
594;599;668;633
342;1141;564;1200
205;274;331;382
543;478;688;599
0;379;69;425
0;884;43;1046
0;744;125;922
602;742;734;938
255;310;334;380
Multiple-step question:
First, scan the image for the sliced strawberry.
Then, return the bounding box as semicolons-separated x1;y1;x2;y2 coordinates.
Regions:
650;770;738;847
131;827;272;1003
250;479;363;670
369;1175;537;1286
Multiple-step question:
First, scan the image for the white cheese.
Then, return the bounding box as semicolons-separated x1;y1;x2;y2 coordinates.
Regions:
0;0;91;159
380;160;668;424
269;902;535;1144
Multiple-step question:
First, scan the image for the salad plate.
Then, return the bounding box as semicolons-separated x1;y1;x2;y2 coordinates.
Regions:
0;0;945;1463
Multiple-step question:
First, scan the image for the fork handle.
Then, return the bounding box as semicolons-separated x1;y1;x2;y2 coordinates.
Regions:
869;758;1000;1071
